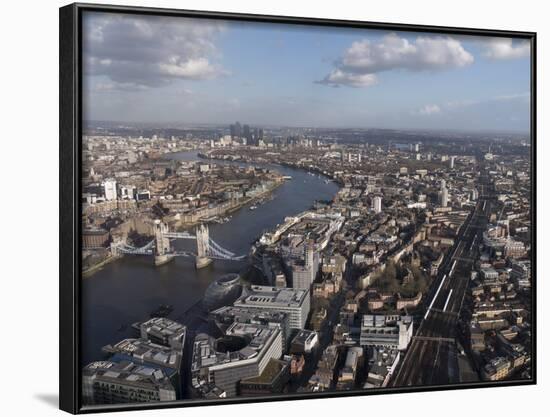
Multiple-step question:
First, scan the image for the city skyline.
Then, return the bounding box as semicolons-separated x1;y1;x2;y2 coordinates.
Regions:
83;12;531;131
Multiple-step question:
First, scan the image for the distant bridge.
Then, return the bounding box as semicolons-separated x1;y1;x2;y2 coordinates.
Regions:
112;220;245;269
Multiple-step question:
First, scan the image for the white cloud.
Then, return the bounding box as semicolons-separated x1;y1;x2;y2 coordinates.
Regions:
158;57;224;80
318;69;378;88
418;104;441;115
343;33;473;72
83;13;227;90
89;81;150;93
319;33;474;87
483;38;530;60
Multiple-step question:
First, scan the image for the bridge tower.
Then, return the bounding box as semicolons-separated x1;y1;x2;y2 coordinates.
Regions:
153;220;174;266
195;223;213;269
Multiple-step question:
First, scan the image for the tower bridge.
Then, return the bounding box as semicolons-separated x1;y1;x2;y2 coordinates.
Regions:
111;220;246;269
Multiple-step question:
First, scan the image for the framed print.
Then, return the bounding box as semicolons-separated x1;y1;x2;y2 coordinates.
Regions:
59;3;536;413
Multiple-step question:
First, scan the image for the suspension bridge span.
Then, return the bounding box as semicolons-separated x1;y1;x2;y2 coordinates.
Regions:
111;220;246;269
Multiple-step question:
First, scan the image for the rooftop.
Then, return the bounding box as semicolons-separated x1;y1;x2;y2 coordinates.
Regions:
140;317;186;348
102;338;182;369
235;285;308;308
192;322;281;373
83;360;174;390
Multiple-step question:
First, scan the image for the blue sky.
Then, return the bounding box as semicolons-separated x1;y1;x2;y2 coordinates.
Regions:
83;12;531;132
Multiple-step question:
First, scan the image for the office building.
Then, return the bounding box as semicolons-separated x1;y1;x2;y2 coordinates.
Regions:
102;338;182;372
440;187;449;207
439;180;449;207
230;122;242;138
139;317;186;351
373;196;382;213
290;329;319;354
191;322;283;397
136;190;151;201
118;184;136;200
243;124;251;141
82;360;177;405
100;337;184;398
210;305;290;349
239;359;290;396
234;285;310;330
103;179;117;201
360;315;413;350
102;339;182;372
290;242;319;290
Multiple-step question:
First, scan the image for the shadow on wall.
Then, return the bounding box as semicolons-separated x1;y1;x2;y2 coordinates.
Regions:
34;394;58;409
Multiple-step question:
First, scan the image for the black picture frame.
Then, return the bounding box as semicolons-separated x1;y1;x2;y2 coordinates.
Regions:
60;3;537;414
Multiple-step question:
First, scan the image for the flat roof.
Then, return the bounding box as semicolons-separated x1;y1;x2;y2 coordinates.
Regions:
235;286;308;308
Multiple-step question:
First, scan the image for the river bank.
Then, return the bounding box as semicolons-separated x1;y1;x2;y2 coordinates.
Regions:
167;178;284;231
81;151;339;366
198;150;342;185
82;253;121;278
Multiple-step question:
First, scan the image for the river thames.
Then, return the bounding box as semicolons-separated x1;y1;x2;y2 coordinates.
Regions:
81;151;339;365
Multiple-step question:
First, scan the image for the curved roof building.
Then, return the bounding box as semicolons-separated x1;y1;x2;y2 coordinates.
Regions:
203;273;243;312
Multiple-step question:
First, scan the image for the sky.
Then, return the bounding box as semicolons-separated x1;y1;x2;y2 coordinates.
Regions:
82;11;532;132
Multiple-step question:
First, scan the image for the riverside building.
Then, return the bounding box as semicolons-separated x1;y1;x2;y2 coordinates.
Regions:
191;322;283;397
82;360;177;405
233;285;310;331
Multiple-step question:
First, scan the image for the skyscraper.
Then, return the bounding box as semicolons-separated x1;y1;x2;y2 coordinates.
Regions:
373;196;382;213
243;124;251;142
439;180;449;207
440;187;449;207
230;122;242;138
291;241;319;290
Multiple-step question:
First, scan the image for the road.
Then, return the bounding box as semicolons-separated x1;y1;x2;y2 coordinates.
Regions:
390;173;493;387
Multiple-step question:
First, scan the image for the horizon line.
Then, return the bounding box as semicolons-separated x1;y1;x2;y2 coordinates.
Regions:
83;120;530;136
